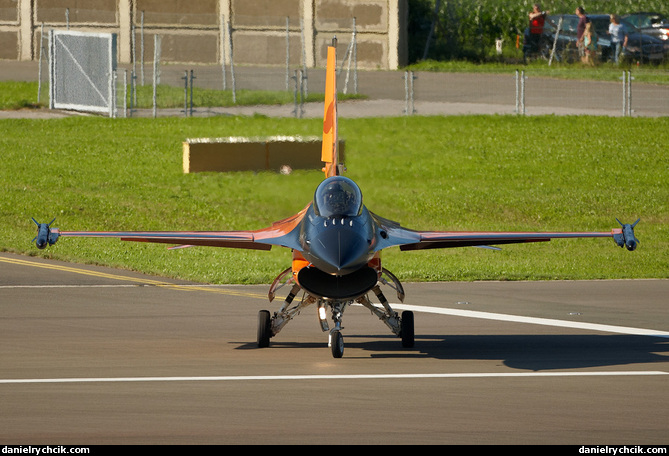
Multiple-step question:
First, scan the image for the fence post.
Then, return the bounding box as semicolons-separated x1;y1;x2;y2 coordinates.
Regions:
152;35;160;118
300;18;308;97
37;23;45;104
404;71;409;115
292;69;299;117
111;70;116;118
286;17;290;91
622;70;626;116
140;11;145;86
122;69;127;118
220;13;227;91
189;69;196;117
515;70;519;113
515;70;526;115
621;70;633;117
226;21;236;104
48;29;54;109
521;70;526;115
352;17;358;95
627;70;633;117
403;71;416;115
129;69;136;115
548;17;563;66
182;70;188;116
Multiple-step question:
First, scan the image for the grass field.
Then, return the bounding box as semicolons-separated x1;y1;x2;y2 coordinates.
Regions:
0;81;365;111
1;114;667;284
408;60;669;85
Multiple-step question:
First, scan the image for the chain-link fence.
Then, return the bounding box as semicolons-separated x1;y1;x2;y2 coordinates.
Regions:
107;64;668;119
36;27;668;119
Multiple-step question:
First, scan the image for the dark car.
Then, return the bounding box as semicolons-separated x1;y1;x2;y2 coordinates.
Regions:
523;13;665;63
588;14;666;63
622;12;669;42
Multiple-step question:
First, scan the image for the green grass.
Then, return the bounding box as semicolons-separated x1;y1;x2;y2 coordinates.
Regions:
0;81;364;111
408;59;669;84
1;115;667;283
130;84;365;109
0;82;44;110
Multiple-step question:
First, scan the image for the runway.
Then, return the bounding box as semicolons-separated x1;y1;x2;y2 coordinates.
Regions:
1;252;667;444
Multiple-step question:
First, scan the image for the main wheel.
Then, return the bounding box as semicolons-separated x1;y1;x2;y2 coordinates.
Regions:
257;310;271;348
400;310;414;348
330;330;344;358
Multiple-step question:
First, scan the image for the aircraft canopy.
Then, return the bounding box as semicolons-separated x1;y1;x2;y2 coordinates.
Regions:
314;176;363;218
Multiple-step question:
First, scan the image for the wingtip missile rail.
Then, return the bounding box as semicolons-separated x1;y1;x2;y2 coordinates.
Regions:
31;218;60;249
613;218;640;251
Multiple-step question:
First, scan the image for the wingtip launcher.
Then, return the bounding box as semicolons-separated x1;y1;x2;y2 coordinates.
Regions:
613;218;641;251
32;217;59;249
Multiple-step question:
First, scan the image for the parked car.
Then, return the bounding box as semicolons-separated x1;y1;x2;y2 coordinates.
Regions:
588;14;666;63
622;12;669;42
523;14;666;63
621;12;669;56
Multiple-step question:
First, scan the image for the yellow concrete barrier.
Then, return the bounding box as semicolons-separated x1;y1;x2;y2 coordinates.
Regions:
183;136;345;173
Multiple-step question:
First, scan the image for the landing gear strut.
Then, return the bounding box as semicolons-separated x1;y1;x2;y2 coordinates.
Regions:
257;268;414;358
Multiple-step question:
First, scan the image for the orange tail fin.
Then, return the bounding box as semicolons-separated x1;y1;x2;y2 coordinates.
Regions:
321;43;339;178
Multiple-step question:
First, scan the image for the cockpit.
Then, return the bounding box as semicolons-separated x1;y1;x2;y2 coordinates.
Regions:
313;176;363;218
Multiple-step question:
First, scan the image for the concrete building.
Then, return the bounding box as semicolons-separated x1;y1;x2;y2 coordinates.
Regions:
0;0;408;69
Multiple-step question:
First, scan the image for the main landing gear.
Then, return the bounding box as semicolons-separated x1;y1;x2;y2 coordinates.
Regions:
256;268;414;358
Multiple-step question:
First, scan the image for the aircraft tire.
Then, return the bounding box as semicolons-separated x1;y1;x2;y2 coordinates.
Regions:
401;310;415;348
257;310;271;348
331;330;344;358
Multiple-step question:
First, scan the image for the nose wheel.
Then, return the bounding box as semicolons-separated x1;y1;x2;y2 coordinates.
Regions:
329;330;344;358
326;310;414;359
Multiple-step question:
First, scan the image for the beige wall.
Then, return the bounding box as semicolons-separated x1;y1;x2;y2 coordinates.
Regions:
0;0;407;69
183;137;346;173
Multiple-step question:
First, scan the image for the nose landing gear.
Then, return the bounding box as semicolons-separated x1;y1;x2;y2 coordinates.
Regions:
257;269;414;358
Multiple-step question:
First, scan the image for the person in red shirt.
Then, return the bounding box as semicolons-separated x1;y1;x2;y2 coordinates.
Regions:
526;4;549;56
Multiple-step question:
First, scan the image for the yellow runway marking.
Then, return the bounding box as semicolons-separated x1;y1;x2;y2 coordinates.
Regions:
0;255;267;300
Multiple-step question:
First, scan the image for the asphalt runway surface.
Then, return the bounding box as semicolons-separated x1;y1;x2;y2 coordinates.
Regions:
1;252;667;445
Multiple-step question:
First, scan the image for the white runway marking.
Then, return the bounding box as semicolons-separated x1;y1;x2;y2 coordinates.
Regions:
1;371;666;385
4;284;667;338
393;304;669;339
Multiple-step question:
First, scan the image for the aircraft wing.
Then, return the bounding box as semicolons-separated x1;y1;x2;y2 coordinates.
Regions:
34;208;308;251
400;229;620;250
372;214;640;252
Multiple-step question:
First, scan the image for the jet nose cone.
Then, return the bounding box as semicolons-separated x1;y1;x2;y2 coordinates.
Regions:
309;224;370;275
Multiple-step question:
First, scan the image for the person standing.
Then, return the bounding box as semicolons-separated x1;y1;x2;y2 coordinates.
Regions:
582;21;598;65
524;3;555;60
576;6;590;59
608;14;629;64
528;4;549;52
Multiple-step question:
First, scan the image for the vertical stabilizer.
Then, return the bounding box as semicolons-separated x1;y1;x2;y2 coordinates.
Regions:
321;42;339;178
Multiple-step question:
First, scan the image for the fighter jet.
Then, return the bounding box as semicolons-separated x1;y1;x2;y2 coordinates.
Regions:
33;42;639;358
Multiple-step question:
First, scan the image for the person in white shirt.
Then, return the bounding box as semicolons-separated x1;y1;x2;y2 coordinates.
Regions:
608;14;629;64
